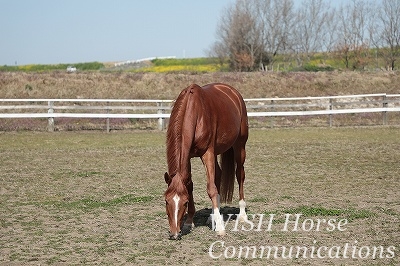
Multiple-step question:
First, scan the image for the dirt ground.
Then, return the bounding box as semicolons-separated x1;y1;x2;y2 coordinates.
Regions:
0;128;399;265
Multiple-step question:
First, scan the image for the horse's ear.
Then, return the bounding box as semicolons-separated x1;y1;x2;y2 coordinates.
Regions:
164;172;172;185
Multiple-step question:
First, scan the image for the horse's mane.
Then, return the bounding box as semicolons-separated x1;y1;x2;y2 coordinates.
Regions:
166;86;192;178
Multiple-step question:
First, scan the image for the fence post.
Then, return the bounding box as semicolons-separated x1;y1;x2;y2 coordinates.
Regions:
158;102;165;130
270;100;275;128
106;107;110;133
382;95;388;125
47;101;54;132
329;98;333;127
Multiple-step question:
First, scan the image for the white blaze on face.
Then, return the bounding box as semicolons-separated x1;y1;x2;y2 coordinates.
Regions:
173;194;180;228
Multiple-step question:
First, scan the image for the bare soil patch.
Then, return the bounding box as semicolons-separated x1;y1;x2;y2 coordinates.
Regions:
0;128;399;265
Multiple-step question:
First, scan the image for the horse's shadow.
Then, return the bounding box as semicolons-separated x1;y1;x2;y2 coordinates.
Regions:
181;206;245;236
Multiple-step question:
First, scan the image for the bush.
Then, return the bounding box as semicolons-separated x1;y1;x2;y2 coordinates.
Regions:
303;64;335;72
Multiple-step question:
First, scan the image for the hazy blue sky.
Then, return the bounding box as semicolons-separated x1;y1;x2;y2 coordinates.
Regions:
0;0;235;65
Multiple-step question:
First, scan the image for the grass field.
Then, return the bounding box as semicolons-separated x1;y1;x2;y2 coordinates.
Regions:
0;128;399;265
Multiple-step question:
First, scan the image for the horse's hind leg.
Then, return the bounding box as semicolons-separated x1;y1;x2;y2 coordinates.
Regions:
215;157;222;196
234;142;248;222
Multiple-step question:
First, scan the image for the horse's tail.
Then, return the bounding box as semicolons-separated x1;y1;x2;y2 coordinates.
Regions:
220;147;235;204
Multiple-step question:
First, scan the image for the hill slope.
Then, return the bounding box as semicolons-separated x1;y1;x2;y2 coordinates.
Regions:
1;71;398;99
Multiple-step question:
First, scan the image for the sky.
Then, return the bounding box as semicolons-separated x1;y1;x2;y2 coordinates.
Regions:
0;0;235;65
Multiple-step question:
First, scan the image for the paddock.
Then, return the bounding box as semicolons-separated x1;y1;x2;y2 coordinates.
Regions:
0;128;399;265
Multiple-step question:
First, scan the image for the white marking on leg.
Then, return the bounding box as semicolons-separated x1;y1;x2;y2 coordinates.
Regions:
173;194;180;229
213;207;225;235
208;194;221;227
238;199;248;222
208;195;224;232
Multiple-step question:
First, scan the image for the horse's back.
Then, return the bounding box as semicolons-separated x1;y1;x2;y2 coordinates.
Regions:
201;83;246;107
189;83;248;155
201;83;247;129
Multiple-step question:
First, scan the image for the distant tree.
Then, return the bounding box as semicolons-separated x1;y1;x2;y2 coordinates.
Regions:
210;0;397;72
207;41;227;67
369;0;400;70
210;0;294;71
334;0;371;69
255;0;294;69
291;0;333;66
211;0;262;71
322;7;339;53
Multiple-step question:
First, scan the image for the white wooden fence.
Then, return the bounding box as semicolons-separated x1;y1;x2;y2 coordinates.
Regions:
1;93;400;131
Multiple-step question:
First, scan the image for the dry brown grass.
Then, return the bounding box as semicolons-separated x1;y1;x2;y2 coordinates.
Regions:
1;71;399;131
1;71;399;99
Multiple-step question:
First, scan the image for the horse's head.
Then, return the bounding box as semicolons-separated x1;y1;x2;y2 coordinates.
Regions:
164;172;189;240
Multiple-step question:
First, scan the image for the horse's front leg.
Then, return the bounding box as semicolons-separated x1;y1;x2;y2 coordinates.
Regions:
202;151;225;236
183;179;195;231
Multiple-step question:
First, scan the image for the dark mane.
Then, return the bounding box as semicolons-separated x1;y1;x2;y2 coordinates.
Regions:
166;86;192;177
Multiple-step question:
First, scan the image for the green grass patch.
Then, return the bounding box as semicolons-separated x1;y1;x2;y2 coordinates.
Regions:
264;206;375;223
151;57;220;66
284;206;375;221
303;63;335;72
0;62;104;72
284;206;345;216
345;208;376;221
249;196;269;203
0;219;12;228
40;194;153;211
132;57;228;73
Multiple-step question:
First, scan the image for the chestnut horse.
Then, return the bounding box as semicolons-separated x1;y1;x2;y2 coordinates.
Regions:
164;83;248;240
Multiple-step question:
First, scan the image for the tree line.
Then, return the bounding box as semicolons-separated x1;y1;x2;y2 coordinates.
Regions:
208;0;400;71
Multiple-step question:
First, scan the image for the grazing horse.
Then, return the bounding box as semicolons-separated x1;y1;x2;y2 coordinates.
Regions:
164;83;248;240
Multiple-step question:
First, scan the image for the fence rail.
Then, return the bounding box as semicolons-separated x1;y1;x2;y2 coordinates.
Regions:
1;94;400;131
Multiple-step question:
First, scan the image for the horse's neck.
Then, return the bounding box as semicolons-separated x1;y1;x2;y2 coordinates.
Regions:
167;136;191;181
167;88;198;181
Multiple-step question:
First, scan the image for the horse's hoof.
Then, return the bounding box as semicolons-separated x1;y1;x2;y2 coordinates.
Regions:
216;230;226;237
169;233;182;240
